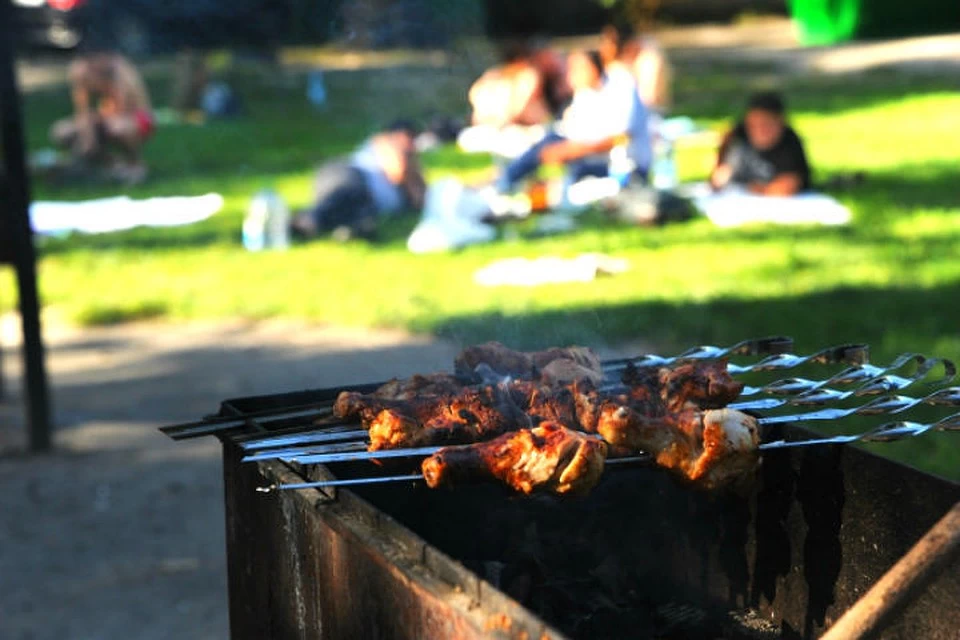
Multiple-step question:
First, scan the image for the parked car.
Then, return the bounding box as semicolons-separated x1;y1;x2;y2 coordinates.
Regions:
11;0;296;56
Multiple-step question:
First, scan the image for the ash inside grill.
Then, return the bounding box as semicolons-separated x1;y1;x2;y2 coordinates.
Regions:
350;463;778;639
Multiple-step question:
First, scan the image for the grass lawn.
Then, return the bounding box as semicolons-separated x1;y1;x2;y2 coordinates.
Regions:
7;54;960;478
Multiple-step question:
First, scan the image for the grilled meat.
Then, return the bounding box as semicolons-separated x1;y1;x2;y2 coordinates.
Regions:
596;406;759;489
622;360;744;413
454;341;603;383
365;385;531;450
336;359;745;453
369;373;464;402
421;422;608;496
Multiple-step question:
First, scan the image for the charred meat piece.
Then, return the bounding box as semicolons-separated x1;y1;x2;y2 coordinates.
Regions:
622;360;744;413
454;341;602;382
366;385;531;450
659;361;744;412
507;380;580;427
334;392;442;423
421;422;608;496
596;406;759;489
370;373;464;401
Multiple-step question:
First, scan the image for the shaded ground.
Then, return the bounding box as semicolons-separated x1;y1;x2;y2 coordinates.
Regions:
0;319;461;640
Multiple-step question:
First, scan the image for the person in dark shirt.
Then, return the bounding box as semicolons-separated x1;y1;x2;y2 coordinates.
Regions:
710;92;811;196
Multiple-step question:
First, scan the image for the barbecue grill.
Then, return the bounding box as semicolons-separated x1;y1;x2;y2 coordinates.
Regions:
162;338;960;639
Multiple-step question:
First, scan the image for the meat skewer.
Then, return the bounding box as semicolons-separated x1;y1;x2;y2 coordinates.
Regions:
420;408;759;494
260;408;760;494
331;360;744;451
421;422;609;496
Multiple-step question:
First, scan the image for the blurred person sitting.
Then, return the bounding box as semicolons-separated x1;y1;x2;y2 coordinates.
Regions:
527;38;573;119
468;39;551;128
292;121;426;241
710;92;811;196
49;52;154;183
494;49;651;196
599;24;672;115
458;38;570;158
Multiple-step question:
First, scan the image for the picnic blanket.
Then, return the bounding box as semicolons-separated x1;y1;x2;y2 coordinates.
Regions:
30;193;224;235
474;253;629;287
685;183;852;227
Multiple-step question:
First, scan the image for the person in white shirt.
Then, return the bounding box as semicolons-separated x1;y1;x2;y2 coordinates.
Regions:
599;24;673;115
496;50;651;192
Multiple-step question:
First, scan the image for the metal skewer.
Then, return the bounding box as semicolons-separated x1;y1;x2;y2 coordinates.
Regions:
257;408;960;492
241;426;368;451
738;353;954;398
256;455;652;492
161;405;334;440
240;386;960;464
237;352;956;453
760;411;960;450
601;336;794;371
732;385;960;414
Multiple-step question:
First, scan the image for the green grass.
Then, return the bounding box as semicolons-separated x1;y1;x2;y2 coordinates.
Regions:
7;57;960;479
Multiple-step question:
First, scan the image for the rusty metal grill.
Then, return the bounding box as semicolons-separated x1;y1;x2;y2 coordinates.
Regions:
160;337;960;639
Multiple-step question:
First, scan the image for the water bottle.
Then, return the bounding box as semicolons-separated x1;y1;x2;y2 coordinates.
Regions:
242;194;268;252
243;190;289;251
652;137;678;190
265;191;290;250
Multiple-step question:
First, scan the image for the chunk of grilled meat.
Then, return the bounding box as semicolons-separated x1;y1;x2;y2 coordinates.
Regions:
622;360;744;413
365;385;531;450
596;406;759;489
421;422;608;496
369;373;464;402
454;341;603;383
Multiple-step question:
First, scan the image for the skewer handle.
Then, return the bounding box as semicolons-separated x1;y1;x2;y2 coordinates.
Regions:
258;473;426;491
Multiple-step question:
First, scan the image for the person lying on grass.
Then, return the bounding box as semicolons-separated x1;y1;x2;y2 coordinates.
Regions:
710;92;811;196
291;120;426;241
49;52;154;184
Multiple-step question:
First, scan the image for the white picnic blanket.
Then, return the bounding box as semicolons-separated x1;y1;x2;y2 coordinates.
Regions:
475;254;629;287
30;193;224;235
685;184;852;227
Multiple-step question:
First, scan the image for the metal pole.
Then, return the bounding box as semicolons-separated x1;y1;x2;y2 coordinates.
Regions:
0;1;53;452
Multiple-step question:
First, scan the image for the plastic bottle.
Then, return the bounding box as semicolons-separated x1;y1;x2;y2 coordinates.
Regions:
242;195;267;252
265;191;290;250
243;190;289;251
651;137;678;191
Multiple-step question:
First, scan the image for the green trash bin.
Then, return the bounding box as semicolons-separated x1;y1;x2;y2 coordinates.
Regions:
790;0;860;45
791;0;960;45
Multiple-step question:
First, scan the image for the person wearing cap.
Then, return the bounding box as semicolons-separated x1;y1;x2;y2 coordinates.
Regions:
292;121;426;241
711;92;811;196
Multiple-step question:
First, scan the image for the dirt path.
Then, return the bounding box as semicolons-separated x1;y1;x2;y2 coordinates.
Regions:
0;319;461;640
